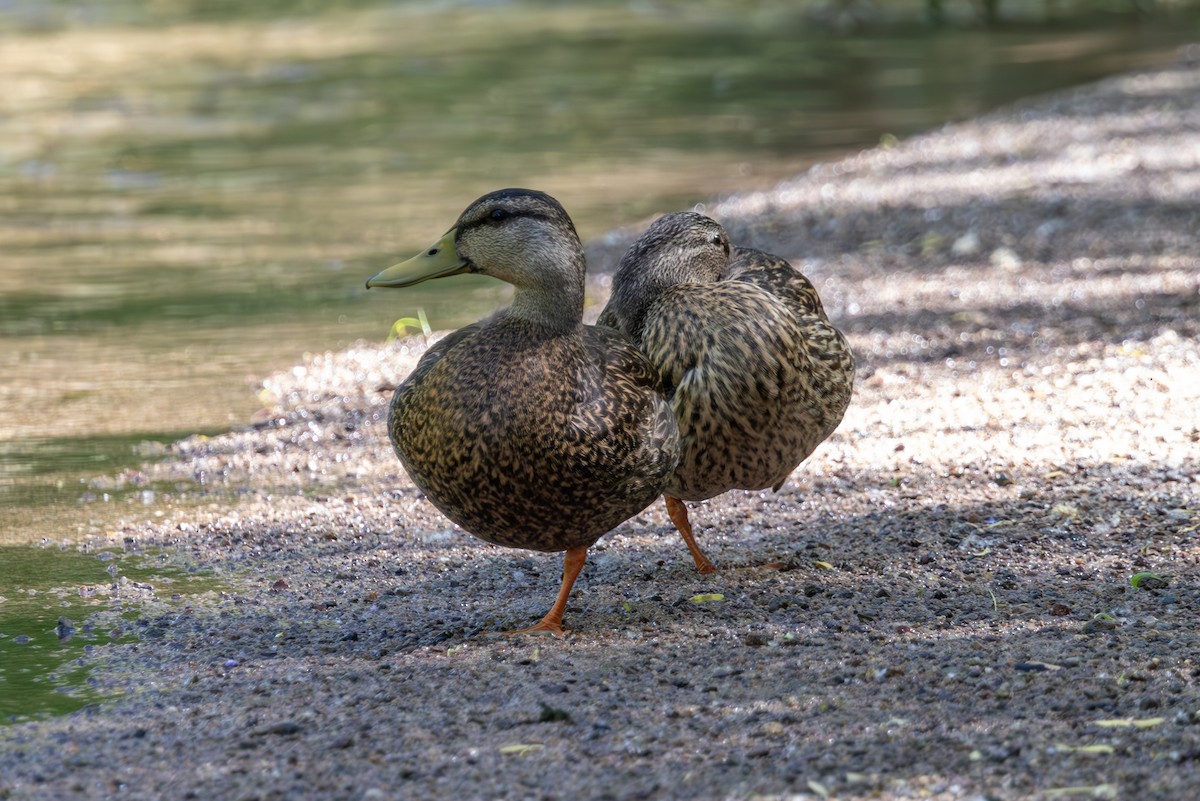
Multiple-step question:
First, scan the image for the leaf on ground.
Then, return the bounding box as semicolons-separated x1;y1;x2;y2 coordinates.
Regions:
1043;785;1118;799
1051;503;1081;520
1092;717;1164;729
1053;743;1115;755
689;593;724;604
499;743;544;755
814;561;834;570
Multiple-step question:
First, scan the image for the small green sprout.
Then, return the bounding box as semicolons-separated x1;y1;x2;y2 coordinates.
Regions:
1129;572;1168;590
387;308;432;342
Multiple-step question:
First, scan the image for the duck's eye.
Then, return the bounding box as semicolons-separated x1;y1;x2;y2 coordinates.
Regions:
490;208;509;221
710;234;723;246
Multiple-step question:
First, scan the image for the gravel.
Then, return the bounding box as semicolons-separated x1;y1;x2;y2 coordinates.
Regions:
3;60;1199;801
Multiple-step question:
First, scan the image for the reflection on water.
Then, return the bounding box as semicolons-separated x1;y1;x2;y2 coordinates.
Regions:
1;2;1198;543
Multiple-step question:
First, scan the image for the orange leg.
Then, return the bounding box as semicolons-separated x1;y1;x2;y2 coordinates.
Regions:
505;545;588;637
665;496;716;574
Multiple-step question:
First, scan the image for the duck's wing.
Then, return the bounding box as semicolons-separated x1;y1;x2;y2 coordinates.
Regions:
642;276;854;499
722;247;827;320
575;325;680;498
642;281;798;405
721;246;856;430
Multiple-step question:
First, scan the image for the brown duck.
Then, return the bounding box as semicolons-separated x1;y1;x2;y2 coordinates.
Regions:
598;211;854;572
366;189;679;635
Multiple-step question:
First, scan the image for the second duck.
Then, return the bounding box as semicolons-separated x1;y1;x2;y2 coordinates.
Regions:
598;211;855;572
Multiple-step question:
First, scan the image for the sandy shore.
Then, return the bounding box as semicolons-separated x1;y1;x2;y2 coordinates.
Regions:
3;59;1199;801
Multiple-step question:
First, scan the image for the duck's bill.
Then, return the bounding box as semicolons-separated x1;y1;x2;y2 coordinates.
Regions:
366;229;470;288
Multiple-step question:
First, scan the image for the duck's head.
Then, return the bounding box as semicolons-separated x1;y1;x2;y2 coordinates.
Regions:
367;188;585;330
602;211;732;340
616;212;731;286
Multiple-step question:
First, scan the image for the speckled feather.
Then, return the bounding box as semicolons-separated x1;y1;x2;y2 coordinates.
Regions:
598;212;854;502
387;191;679;553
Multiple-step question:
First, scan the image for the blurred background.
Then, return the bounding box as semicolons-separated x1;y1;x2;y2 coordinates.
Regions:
2;0;1199;544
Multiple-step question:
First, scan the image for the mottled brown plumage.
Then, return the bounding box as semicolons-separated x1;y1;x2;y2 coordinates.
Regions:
366;189;679;635
598;211;854;572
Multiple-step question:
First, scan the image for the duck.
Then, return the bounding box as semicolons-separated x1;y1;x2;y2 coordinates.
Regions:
597;211;854;573
366;188;679;636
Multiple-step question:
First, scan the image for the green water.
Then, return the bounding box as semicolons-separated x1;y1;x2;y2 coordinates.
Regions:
0;545;223;722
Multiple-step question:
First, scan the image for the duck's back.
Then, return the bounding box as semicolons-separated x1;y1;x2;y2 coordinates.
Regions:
642;247;854;501
391;318;678;551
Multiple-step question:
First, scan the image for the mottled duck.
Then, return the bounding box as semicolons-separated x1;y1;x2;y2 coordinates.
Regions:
598;211;854;572
367;189;679;636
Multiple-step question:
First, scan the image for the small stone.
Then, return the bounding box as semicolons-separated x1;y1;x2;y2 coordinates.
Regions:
538;704;572;723
951;231;981;256
990;246;1022;270
1083;616;1119;634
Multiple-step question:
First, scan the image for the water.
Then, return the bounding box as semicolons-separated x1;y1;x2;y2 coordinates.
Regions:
0;544;223;722
1;5;1198;540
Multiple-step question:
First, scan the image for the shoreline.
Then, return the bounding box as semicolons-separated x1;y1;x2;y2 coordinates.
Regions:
3;58;1200;800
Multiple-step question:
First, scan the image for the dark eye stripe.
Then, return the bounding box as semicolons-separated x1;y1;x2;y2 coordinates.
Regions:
461;209;554;232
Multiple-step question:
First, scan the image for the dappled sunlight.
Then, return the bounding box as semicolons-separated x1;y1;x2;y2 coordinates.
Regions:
37;448;1193;797
4;4;1200;797
721;113;1200;227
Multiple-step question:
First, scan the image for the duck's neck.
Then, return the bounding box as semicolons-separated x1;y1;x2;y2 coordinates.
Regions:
505;255;586;336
